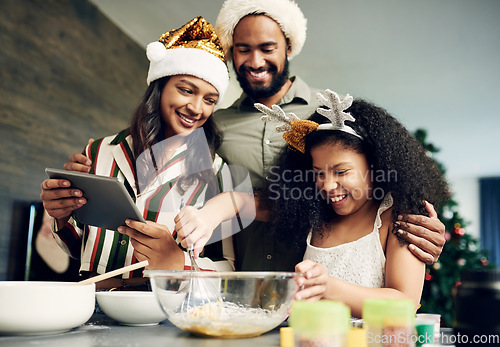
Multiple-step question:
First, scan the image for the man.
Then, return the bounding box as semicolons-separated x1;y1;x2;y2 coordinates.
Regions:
213;0;445;270
65;0;446;271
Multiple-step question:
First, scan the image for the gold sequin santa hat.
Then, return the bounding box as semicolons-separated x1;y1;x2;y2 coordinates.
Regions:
215;0;307;61
146;16;229;103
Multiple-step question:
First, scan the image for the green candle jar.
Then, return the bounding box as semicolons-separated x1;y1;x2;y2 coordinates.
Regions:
363;298;415;347
289;300;350;347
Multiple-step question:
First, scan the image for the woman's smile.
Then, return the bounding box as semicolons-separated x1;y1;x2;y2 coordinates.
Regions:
177;111;198;127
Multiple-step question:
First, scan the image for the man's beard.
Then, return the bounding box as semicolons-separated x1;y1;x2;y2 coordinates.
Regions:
235;59;290;100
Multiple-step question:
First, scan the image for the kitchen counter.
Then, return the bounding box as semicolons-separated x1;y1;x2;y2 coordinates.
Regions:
0;312;283;347
0;312;461;347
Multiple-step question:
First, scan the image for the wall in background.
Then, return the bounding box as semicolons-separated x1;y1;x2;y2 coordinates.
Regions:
452;178;480;238
0;0;147;280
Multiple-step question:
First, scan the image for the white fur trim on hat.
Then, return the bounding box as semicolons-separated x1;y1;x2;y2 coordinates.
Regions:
146;43;229;104
215;0;307;61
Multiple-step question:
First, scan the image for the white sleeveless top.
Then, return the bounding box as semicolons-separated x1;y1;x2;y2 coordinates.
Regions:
303;194;393;288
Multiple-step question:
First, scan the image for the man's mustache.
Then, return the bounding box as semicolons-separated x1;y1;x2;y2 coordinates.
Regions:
238;64;278;75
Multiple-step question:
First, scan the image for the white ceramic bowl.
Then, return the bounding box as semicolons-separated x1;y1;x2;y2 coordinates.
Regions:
146;270;300;338
0;281;95;335
96;291;167;326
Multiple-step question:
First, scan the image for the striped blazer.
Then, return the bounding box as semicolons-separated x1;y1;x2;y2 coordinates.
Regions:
52;129;235;278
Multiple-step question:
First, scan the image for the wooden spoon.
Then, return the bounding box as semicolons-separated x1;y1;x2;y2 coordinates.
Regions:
77;260;149;285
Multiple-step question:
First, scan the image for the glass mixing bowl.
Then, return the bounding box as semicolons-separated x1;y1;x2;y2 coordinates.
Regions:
145;270;300;338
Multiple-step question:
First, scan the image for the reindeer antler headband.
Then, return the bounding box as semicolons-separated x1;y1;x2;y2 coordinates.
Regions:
256;89;362;153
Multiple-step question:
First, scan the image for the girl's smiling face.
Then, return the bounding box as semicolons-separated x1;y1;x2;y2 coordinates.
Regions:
161;75;219;139
311;142;375;216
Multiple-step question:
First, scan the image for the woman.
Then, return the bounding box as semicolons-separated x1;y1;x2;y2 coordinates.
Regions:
40;17;235;289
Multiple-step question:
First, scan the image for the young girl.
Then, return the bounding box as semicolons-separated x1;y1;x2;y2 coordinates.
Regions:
39;17;236;289
176;89;448;317
261;90;448;317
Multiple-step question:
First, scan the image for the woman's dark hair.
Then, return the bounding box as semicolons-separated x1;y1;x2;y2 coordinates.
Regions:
129;77;223;196
266;99;449;246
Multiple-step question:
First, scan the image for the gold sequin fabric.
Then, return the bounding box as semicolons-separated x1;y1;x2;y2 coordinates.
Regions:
158;16;226;63
283;120;319;153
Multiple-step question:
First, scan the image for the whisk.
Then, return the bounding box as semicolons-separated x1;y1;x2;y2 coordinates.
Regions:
181;246;223;317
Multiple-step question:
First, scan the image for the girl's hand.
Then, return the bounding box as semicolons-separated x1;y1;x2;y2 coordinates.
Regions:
174;206;218;258
117;220;185;270
294;259;329;301
40;178;86;226
395;200;446;265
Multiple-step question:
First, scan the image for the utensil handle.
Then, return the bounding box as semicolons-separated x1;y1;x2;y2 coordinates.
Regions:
77;260;149;285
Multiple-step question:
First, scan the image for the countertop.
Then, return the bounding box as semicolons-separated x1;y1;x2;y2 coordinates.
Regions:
0;313;461;347
0;312;283;347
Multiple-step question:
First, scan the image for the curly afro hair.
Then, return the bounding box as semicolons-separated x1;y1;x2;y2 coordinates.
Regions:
265;98;449;246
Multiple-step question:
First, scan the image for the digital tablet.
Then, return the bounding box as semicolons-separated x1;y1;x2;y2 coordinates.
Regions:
45;168;146;231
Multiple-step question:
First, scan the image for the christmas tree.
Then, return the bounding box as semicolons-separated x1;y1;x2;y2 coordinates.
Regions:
414;129;495;327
